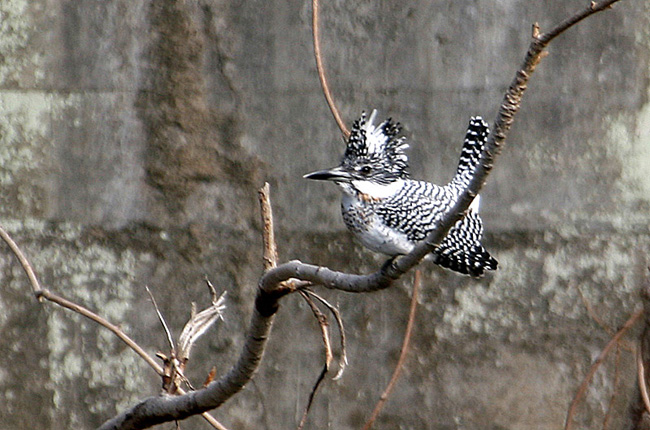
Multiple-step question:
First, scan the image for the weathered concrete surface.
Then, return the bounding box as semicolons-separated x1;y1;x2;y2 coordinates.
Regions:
0;0;649;429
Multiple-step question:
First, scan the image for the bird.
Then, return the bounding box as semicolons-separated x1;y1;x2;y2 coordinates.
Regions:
304;110;498;277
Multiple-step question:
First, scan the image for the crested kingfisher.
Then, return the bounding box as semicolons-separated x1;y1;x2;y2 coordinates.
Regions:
304;110;497;277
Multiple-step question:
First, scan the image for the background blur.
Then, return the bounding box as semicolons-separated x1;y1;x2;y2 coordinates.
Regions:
1;0;649;428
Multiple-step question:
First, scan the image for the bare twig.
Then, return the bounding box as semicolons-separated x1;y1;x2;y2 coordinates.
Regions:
37;287;164;375
146;286;176;352
312;0;349;138
0;225;43;298
638;346;650;416
602;344;622;430
297;290;332;430
535;0;620;44
205;276;220;304
300;291;334;370
303;289;348;379
565;308;643;430
363;269;421;430
147;285;184;394
259;183;310;292
258;182;280;271
178;291;227;362
0;225;164;374
198;412;229;430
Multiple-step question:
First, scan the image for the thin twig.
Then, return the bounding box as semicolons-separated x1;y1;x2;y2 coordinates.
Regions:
312;0;349;138
362;269;421;430
258;183;311;291
638;345;650;417
602;344;622;430
146;286;176;352
258;182;279;271
303;289;348;379
0;225;43;297
300;291;333;369
205;276;220;304
37;288;164;375
578;286;613;335
201;414;229;430
0;224;163;374
565;308;643;430
297;290;332;430
536;0;621;44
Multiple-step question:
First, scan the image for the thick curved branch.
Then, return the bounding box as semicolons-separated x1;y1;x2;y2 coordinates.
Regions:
98;1;625;428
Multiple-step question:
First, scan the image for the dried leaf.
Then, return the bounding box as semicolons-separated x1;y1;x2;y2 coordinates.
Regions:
178;292;227;361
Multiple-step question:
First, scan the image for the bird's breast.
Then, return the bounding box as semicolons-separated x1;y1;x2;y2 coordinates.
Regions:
340;193;414;256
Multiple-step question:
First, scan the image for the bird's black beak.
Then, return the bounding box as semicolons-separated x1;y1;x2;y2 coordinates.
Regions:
303;166;352;182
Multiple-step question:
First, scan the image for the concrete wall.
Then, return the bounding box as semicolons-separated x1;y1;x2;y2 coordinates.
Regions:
0;0;649;428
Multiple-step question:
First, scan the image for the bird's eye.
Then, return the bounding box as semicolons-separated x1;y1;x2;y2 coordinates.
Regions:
360;166;371;175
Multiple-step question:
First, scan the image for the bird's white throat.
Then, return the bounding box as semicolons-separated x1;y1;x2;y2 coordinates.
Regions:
351;179;405;199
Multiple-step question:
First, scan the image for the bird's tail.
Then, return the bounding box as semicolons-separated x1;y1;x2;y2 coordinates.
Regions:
449;116;489;190
432;203;498;277
433;241;498;277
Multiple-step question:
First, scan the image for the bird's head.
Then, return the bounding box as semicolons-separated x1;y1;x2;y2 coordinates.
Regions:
304;110;410;189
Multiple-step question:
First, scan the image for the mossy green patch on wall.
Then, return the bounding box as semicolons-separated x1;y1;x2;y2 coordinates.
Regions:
0;92;85;218
0;0;38;86
605;92;650;206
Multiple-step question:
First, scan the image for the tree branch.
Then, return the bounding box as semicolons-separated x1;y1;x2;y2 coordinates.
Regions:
564;308;642;430
0;225;164;375
312;0;350;138
0;224;229;429
258;182;279;270
0;225;44;298
98;1;626;428
363;269;421;430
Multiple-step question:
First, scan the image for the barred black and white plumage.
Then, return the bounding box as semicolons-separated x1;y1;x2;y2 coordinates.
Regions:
305;110;497;277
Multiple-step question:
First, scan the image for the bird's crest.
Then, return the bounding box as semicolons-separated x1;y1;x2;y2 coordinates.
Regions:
343;110;410;181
